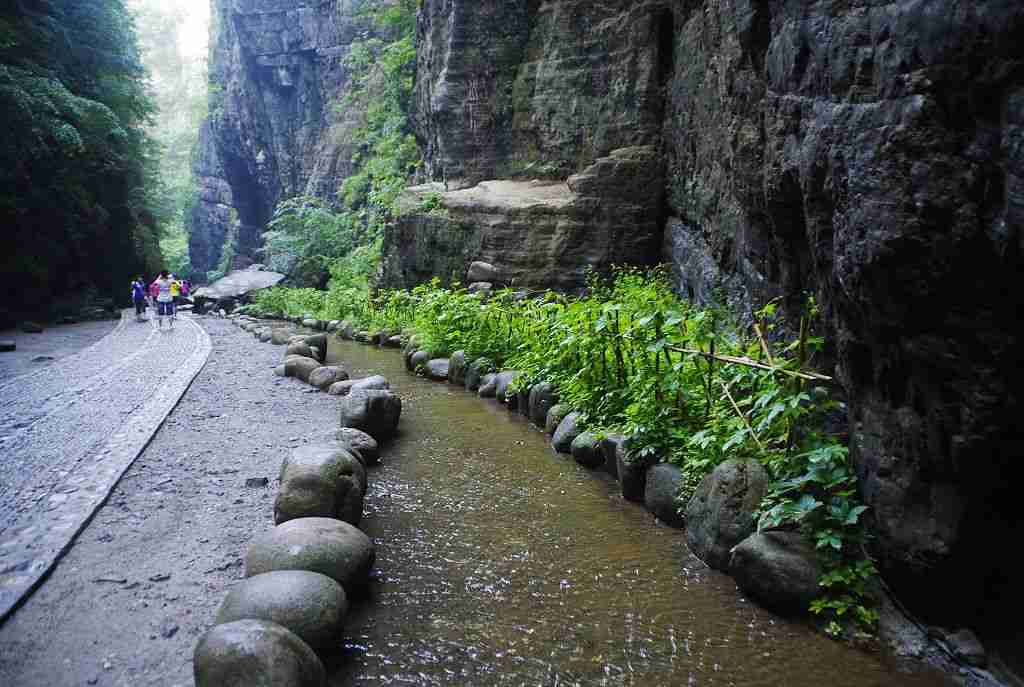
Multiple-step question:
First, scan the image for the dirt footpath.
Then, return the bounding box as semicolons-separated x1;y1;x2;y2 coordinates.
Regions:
0;317;339;687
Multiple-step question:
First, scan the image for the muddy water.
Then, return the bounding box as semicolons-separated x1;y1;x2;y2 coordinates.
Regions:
327;339;949;687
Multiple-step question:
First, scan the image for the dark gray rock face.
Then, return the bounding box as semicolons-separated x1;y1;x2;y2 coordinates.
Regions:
685;460;769;571
339;389;402;442
729;532;822;615
528;383;558;428
551;412;583;454
275;444;365;525
194;619;325;687
544;404;570;435
189;0;384;273
643;463;685;529
492;371;520;404
600;434;626;479
307;366;348;391
464;359;492;392
328;375;390;397
477;373;498;399
410;350;430;372
570;432;603;469
214;571;347;649
618;443;654;503
424;359;450;381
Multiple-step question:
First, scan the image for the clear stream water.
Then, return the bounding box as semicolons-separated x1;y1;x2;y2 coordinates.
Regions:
325;338;950;687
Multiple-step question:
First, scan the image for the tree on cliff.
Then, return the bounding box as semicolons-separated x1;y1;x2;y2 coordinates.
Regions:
0;0;162;324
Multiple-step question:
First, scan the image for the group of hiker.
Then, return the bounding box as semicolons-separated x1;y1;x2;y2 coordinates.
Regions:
130;272;190;329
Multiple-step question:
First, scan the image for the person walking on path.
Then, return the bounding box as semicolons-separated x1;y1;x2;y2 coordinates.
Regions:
152;271;175;329
131;277;148;322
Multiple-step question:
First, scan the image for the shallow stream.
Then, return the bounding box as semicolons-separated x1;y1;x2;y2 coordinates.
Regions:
326;339;949;686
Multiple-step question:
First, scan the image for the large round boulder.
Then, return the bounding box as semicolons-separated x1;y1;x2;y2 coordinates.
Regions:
331;428;380;465
571;432;604;468
464;359;492;392
194;619;325;687
551;412;583;453
600;434;626;478
477;373;498;398
215;571;347;649
246;517;376;594
384;335;403;348
685;459;769;570
259;329;274;343
303;334;328;362
339;321;355;339
339;389;402;441
729;532;821;614
276;444;366;525
308;366;349;391
328;375;389;397
644;463;685;528
285;356;321;383
271;329;294;345
545;404;570;435
424;359;450;381
493;371;520;404
467;261;497;283
617;440;655;502
448;351;467;386
301;318;319;329
409;350;430;371
528;383;558;427
327;320;340;333
286;342;314;359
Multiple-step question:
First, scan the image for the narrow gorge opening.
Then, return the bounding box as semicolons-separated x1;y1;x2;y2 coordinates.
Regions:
656;8;675;92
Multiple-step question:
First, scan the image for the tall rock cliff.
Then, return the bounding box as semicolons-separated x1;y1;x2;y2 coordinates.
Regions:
189;0;379;274
385;0;1024;646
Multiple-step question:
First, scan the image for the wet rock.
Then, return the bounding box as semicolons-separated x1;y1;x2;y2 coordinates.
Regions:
493;371;520;404
194;619;325;687
545;404;570;435
384;335;403;348
286;342;314;359
326;320;340;333
467;282;492;295
246;517;376;595
477;373;498;398
571;432;604;469
600;434;626;479
339;321;355;339
276;444;366;525
271;329;294;345
215;571;347;649
258;329;273;343
448;351;467;385
425;359;450;381
301;318;318;329
327;375;389;397
943;628;987;667
308;366;349;391
618;441;654;502
644;463;685;528
0;341;15;352
303;334;328;362
274;364;287;377
354;331;372;344
467;261;497;283
371;330;390;346
20;321;43;333
339;389;402;442
464;358;492;392
729;532;821;614
551;412;583;454
685;460;769;570
529;383;558;427
328;427;380;466
284;357;321;384
410;350;430;371
245;477;270;488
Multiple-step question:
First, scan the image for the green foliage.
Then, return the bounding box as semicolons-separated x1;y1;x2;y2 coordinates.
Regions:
0;0;162;321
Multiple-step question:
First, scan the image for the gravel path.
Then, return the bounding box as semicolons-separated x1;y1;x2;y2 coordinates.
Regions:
0;319;119;382
0;316;337;687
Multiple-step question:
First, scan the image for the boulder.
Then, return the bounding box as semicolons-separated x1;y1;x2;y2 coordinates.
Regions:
259;329;273;343
545;404;570;435
215;571;347;649
729;532;821;614
288;335;307;345
326;320;340;333
193;619;325;687
339;389;402;441
943;628;987;668
302;318;319;329
371;330;390;346
467;260;497;283
448;351;467;385
303;334;327;362
551;412;583;453
285;357;321;383
0;341;15;352
464;359;492;392
467;282;492;295
308;366;349;391
20;321;43;333
477;373;498;398
685;459;769;570
354;331;372;343
246;517;376;594
618;444;654;503
276;444;366;525
328;375;390;397
339;321;355;339
410;350;430;371
571;432;604;469
644;463;685;528
515;385;531;417
528;383;558;427
321;427;380;466
274;364;287;377
493;371;519;404
600;434;626;479
271;329;294;345
385;335;403;348
286;342;314;359
425;359;450;381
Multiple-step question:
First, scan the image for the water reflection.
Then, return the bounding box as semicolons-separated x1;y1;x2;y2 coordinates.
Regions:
325;339;948;687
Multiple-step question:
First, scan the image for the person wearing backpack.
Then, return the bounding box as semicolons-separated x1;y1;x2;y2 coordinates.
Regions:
131;277;148;322
152;271;175;329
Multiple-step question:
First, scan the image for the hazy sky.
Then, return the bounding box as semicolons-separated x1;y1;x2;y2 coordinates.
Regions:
129;0;210;59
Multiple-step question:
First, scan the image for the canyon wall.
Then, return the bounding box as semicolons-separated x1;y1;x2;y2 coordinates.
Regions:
189;0;378;274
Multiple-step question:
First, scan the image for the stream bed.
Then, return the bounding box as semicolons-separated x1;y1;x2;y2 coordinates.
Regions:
326;338;949;686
